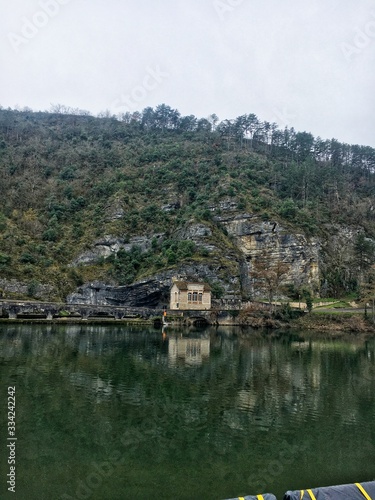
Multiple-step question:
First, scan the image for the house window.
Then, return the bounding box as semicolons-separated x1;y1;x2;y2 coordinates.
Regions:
187;289;204;304
175;292;178;303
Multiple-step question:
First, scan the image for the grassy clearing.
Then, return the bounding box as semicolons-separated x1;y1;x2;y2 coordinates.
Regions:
311;310;361;317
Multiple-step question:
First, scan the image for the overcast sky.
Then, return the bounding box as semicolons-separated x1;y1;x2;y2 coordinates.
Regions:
1;0;374;146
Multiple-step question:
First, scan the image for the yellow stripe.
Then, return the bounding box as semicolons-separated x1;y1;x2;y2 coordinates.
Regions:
257;496;264;500
307;489;317;500
300;491;305;500
356;483;372;500
238;497;245;500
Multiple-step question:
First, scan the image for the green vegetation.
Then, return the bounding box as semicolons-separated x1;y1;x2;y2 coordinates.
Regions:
106;239;197;285
0;104;374;300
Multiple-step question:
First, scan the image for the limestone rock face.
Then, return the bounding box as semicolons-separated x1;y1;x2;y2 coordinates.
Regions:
67;263;229;307
0;278;54;300
67;213;324;306
67;280;167;308
175;223;216;252
71;234;165;266
161;201;180;212
209;199;238;212
176;223;212;240
215;214;321;295
107;207;125;221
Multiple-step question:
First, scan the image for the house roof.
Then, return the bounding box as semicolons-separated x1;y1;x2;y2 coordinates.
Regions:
173;281;211;292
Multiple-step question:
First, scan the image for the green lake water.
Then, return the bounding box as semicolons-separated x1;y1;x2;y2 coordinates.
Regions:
0;324;374;500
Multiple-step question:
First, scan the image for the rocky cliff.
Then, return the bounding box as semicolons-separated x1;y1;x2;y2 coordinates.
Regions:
67;262;236;307
67;213;322;306
71;234;165;266
216;214;321;296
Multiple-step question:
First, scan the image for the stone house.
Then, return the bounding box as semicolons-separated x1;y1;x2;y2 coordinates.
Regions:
170;280;211;310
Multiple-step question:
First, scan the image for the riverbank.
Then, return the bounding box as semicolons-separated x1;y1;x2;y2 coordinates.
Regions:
238;304;375;334
1;305;375;335
0;317;155;326
292;312;375;333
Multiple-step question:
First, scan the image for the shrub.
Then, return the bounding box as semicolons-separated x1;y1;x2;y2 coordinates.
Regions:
177;240;195;259
0;212;6;231
278;199;297;219
43;228;58;242
210;282;224;299
27;280;39;298
20;252;36;264
166;249;177;264
0;252;11;264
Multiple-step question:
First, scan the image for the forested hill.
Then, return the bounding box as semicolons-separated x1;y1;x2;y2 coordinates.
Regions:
0;104;374;302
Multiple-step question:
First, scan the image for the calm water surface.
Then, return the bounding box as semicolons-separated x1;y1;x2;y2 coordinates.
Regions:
0;324;374;500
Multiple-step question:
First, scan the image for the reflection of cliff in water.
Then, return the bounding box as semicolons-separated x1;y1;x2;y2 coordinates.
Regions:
1;324;375;497
0;325;374;433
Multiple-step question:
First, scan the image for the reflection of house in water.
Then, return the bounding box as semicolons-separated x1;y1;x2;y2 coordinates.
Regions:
168;337;210;366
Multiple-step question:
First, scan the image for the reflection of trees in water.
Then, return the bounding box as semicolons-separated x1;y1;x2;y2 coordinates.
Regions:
0;326;374;485
1;328;374;415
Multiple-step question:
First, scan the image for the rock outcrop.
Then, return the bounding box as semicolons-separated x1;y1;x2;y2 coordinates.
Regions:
215;214;321;296
174;222;216;252
67;213;323;306
71;233;165;266
67;263;232;307
0;278;54;301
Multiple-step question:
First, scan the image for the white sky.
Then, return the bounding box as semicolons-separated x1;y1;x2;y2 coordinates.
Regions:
1;0;374;146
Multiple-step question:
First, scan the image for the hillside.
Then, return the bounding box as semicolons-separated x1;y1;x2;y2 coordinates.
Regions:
0;104;374;304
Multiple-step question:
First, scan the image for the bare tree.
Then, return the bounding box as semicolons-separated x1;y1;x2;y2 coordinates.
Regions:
359;265;375;324
252;258;290;309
